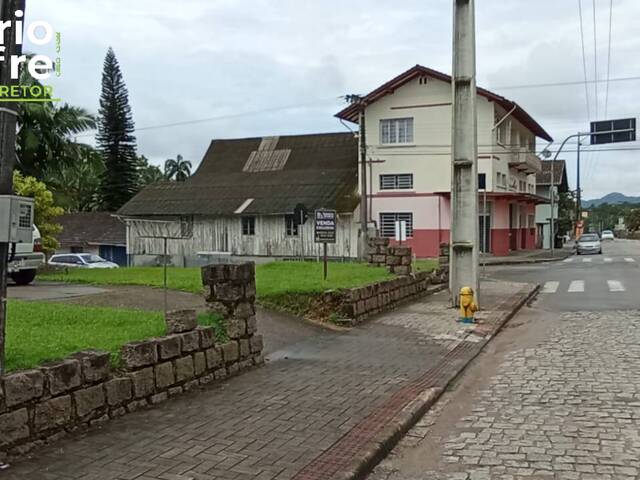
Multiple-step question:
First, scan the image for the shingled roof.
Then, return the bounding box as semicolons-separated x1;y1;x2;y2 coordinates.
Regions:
56;212;126;247
119;132;358;217
335;65;553;142
537;160;569;192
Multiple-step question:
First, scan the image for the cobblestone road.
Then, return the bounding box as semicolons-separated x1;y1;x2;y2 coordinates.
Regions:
370;309;640;480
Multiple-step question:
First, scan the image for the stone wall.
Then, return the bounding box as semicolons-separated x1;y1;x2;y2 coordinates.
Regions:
438;242;450;274
320;268;449;326
367;237;413;275
0;262;263;459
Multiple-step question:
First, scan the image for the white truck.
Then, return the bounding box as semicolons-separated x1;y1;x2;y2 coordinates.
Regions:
8;225;45;285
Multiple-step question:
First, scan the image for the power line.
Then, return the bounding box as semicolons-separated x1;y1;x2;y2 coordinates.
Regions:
578;0;591;121
489;75;640;91
67;76;640;141
75;96;345;138
604;0;614;117
592;0;599;119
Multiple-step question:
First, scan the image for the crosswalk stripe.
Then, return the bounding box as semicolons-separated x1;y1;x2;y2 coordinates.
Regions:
568;280;585;293
604;257;613;262
563;257;574;263
625;258;635;263
542;281;559;293
607;280;625;292
582;258;592;263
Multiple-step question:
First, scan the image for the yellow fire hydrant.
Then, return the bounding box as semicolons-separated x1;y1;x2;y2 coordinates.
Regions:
459;286;478;324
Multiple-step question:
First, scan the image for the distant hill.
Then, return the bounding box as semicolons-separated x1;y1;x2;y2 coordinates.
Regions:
583;192;640;208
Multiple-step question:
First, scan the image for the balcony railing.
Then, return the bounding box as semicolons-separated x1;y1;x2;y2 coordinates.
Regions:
508;147;542;174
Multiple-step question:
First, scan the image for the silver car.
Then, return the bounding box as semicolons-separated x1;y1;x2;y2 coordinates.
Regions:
576;233;602;255
49;253;119;269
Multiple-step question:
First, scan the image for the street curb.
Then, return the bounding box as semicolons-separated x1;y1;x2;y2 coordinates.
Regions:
337;283;540;480
484;255;572;266
339;387;443;480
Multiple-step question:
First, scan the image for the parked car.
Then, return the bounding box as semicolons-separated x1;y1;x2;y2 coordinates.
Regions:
48;253;119;269
576;233;602;255
9;225;45;285
601;230;615;241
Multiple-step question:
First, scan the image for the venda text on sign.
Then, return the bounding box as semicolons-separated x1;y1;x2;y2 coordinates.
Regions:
314;209;337;243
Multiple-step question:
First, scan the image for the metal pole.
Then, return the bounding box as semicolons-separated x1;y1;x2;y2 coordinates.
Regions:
358;107;368;260
299;211;304;261
323;243;327;280
450;0;479;306
0;0;25;375
482;189;487;273
163;237;168;317
548;127;634;251
576;137;581;222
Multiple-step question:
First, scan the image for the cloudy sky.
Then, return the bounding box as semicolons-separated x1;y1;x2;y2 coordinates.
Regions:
25;0;640;200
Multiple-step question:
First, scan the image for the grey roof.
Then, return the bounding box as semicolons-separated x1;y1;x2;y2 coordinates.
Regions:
537;160;569;192
56;212;126;247
119;132;358;217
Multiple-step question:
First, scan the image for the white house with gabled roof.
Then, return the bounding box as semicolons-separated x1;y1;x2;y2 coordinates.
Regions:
336;65;553;257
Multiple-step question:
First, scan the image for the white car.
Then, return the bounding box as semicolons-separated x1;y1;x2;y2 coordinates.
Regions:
601;230;615;241
576;233;602;255
9;225;45;285
49;253;119;269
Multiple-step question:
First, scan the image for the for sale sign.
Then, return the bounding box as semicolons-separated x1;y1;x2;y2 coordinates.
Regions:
314;209;337;243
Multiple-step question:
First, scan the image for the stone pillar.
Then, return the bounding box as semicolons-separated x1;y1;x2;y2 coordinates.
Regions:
367;237;389;266
201;262;263;369
386;246;412;275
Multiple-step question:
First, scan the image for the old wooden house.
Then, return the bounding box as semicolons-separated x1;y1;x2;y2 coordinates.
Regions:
118;132;359;265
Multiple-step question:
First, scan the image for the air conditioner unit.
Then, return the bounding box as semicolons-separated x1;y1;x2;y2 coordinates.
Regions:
0;195;35;244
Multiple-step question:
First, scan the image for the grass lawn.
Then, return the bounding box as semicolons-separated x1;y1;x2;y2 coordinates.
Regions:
5;301;225;372
40;261;404;297
40;267;204;294
414;258;439;272
39;260;439;317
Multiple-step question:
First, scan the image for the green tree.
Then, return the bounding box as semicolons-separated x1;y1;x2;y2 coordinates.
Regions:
164;154;192;182
97;47;139;210
137;155;165;187
557;192;576;236
626;209;640;232
13;171;64;254
589;202;640;232
45;146;105;212
15;60;96;179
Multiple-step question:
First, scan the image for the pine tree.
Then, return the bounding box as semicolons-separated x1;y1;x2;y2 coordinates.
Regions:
97;47;139;211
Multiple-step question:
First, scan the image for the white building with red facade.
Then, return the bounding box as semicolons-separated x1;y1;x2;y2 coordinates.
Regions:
336;65;553;258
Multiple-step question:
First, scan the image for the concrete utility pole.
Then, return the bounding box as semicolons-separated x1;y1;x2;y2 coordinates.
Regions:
450;0;479;306
0;0;25;374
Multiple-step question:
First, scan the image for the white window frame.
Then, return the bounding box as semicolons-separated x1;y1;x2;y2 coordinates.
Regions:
379;212;414;238
380;118;414;145
379;174;414;190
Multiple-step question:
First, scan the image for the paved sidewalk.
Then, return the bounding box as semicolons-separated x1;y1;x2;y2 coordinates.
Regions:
2;281;536;480
483;247;574;265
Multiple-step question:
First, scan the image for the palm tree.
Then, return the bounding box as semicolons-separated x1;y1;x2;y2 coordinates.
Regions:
16;58;97;178
137;155;165;187
45;146;105;212
164;154;192;182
